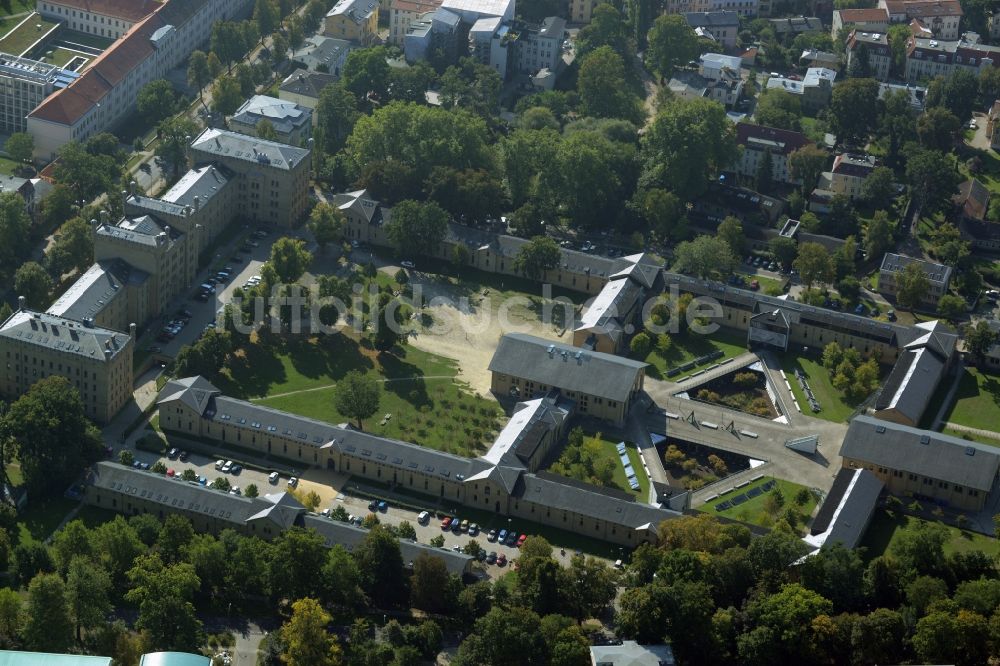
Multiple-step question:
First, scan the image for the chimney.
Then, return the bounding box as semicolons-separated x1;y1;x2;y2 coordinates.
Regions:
100;209;109;224
121;190;128;210
17;295;24;310
129;180;136;196
129;322;136;338
193;195;200;211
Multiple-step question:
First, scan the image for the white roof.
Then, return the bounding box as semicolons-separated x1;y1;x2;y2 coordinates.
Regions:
700;53;742;70
481;398;546;466
439;0;512;18
803;67;837;85
469;15;501;33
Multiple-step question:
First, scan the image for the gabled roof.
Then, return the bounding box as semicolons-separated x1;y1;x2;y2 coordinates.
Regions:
280;70;340;99
189;128;310;171
879;253;952;285
488;333;646;402
805;468;882;551
0;309;129;360
841;416;1000;491
735;123;811;155
953;179;990;221
836;7;889;22
517;472;676;528
246;492;307;529
46;0;158;21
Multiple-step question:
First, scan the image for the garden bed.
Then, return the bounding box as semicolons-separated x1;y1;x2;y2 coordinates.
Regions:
656;436;751;491
681;367;779;419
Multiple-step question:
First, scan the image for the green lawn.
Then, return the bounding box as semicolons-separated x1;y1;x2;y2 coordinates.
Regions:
0;0;36;19
942;426;1000;447
545;435;650;500
778;353;873;423
698;476;817;534
0;15;57;56
0;155;21;175
14;496;79;545
58;30;115;49
640;328;749;380
42;47;88;69
799;117;827;145
942;367;1000;433
211;335;504;457
861;509;1000;559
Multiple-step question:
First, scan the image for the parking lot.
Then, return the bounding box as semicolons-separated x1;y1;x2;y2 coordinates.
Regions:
130;443;290;497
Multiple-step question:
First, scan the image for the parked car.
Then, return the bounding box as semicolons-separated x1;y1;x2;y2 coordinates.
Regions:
368;499;378;512
378;500;388;512
198;476;208;486
517;534;527;547
287;476;298;488
486;551;498;564
166;469;175;477
505;532;518;546
221;460;233;473
268;471;280;484
469;523;479;536
321;508;332;517
441;517;452;530
497;553;507;566
417;510;430;525
230;464;242;475
215;460;226;470
460;519;469;532
400;260;415;269
167;447;179;459
854;304;867;316
487;529;498;542
498;529;508;542
887;309;896;321
178;450;189;462
229;486;241;495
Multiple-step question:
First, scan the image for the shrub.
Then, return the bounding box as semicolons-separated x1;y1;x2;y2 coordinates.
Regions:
656;333;673;356
119;450;134;466
182;469;198;482
733;371;758;388
630;332;652;357
136;433;165;454
708;454;728;476
212;477;230;491
151;461;167;474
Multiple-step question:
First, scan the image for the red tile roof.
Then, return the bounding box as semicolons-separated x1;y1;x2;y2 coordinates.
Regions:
736;123;811;155
837;8;889;22
389;0;442;13
46;0;159;22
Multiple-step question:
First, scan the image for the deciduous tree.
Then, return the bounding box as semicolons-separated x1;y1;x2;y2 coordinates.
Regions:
332;371;380;430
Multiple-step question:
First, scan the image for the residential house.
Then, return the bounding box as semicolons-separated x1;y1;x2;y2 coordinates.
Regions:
289;35;354;73
879;0;963;39
826;153;876;199
734;123;811;185
439;0;514;24
846;30;892;81
389;0;442;45
229;95;313;145
489;333;647;425
878;82;927;111
878;253;952;309
904;33;1000;84
402;7;460;63
799;49;840;69
0;308;133;423
516;16;565;76
873;319;956;426
832;7;889;37
954;179;999;251
683;11;740;49
668;69;741;106
324;0;379;44
665;0;757;17
764;67;835;113
768;16;823;36
156;376;679;546
278;70;340;111
840;415;998;511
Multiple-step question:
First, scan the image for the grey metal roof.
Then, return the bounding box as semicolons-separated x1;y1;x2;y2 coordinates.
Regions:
664;271;957;349
488;333;647;402
279;70;340;99
841;416;1000;491
190;128;310;171
301;515;473;575
873;346;944;423
684;10;739;27
46;260;127;323
808;468;882;550
880;253;952;285
516;472;676;528
232;95;312;135
0;309;129;361
160;165;232;208
590;641;676;666
158;376;221;414
126;194;189;218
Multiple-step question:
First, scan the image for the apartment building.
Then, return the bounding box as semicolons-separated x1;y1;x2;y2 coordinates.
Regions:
841;416;997;511
734;124;811;185
827;153;876;199
764;67;836;113
515;16;564;75
229;95;312;145
846;30;892;81
683;11;740;49
27;0;254;160
278;71;340;111
880;0;963;40
573;256;662;355
389;0;442;45
37;0;159;39
878;253;952;309
0;53;79;134
665;0;757;17
324;0;380;44
904;33;1000;85
832;7;889;37
569;0;600;24
189;128;311;228
0;308;133;423
989;99;1000;151
156;376;677;546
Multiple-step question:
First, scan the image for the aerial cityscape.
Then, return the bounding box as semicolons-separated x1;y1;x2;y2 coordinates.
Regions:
0;0;997;663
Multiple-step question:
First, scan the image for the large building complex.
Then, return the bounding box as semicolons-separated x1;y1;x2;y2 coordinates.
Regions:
84;461;475;574
324;0;380;44
38;0;160;39
879;0;963;39
573;255;662;355
229;95;313;145
27;0;255;160
156;376;677;546
0;53;79;134
846;30;892;81
841;416;998;511
389;0;442;45
733;124;811;186
764;67;835;113
872;320;956;426
904;33;1000;84
0;308;133;423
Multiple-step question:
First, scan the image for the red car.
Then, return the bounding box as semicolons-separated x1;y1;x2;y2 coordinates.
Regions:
440;517;452;530
516;534;527;547
497;553;507;566
166;469;175;477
